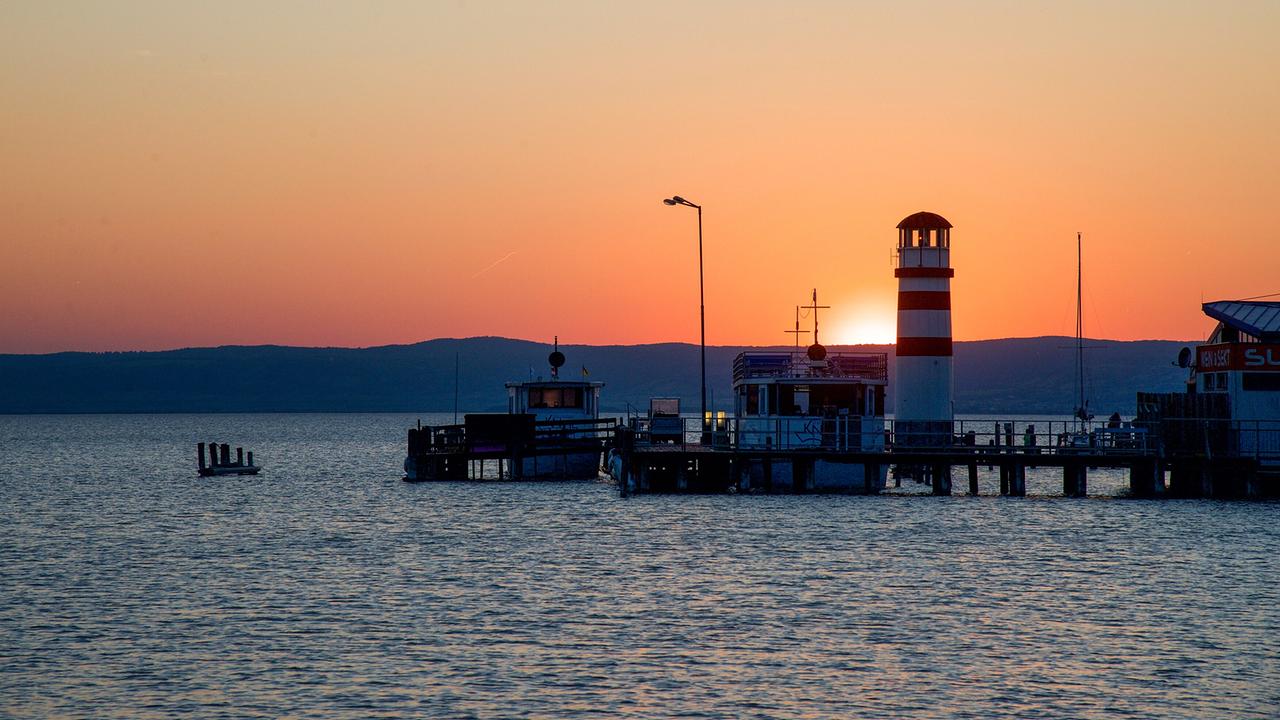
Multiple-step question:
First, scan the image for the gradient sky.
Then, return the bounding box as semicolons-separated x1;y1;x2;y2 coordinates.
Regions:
3;1;1278;353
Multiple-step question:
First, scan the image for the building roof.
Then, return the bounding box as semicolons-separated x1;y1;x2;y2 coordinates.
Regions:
897;211;952;230
1203;300;1280;340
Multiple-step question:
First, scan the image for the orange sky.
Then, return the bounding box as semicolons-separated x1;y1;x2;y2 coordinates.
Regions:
3;1;1278;353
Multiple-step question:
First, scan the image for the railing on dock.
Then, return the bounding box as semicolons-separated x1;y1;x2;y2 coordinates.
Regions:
1140;418;1280;464
625;416;1166;456
623;414;1280;462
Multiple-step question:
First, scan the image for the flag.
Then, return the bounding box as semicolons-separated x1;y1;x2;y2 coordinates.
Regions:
582;366;589;377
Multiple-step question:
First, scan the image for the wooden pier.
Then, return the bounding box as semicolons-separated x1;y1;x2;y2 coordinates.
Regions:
610;417;1279;499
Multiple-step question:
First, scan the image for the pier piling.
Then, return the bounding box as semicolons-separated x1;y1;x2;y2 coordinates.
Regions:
968;462;979;495
1063;463;1087;497
197;443;206;471
931;464;951;495
1006;463;1026;496
1128;459;1162;497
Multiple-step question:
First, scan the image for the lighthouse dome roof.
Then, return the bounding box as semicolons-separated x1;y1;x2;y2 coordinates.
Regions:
897;211;952;230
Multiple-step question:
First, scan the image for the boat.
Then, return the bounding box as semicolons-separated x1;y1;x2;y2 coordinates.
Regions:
403;338;613;481
612;291;890;493
730;291;890;491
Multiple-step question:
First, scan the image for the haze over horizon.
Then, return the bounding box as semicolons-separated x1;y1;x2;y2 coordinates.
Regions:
4;1;1278;354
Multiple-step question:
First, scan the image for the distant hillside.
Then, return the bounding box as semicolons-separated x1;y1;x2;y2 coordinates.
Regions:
0;337;1191;414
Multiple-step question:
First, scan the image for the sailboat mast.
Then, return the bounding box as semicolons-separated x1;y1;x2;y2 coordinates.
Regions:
1076;231;1084;429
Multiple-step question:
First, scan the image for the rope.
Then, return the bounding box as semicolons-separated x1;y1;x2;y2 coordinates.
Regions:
1236;290;1280;301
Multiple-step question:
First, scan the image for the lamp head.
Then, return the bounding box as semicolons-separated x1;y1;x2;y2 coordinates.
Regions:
663;198;677;206
672;196;687;204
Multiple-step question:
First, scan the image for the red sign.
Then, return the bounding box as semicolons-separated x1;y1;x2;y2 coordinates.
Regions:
1197;343;1280;371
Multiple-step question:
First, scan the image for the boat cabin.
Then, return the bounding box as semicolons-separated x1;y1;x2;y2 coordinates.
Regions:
733;347;888;450
506;378;603;422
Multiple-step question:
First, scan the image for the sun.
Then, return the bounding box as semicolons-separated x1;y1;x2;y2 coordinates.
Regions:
833;314;896;345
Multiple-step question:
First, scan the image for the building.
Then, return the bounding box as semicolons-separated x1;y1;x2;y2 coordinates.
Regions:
893;211;955;445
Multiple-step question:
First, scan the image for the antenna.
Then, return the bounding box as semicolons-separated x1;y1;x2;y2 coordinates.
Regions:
801;288;830;346
548;335;565;379
784;305;810;349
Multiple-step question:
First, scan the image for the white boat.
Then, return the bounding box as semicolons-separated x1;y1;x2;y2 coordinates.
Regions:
404;338;609;481
502;340;606;478
730;291;889;491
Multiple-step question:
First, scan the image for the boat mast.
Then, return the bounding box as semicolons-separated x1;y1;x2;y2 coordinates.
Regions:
802;289;829;346
1075;231;1085;432
785;305;809;349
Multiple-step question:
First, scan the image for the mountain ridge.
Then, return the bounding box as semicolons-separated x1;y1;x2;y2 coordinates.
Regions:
0;336;1194;414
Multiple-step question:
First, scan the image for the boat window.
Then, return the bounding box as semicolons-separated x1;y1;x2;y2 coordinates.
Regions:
794;387;810;415
808;384;860;414
746;385;759;415
1242;373;1280;391
527;387;584;409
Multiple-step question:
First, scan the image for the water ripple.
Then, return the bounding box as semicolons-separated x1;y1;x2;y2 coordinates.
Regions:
1;413;1278;719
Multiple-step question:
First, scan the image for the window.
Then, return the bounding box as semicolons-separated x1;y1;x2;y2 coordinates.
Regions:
527;387;584;409
1242;373;1280;391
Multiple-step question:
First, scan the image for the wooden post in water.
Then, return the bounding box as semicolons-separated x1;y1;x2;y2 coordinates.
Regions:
931;463;951;495
968;462;979;495
220;443;231;466
247;451;254;467
864;462;880;495
1063;463;1087;497
999;463;1009;495
1128;459;1161;497
197;443;206;471
236;447;244;466
209;441;219;467
1009;464;1026;496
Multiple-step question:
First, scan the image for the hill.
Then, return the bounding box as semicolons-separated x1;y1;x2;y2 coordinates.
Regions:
0;337;1191;414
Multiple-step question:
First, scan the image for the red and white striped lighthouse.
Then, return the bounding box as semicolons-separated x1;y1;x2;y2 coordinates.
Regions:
894;211;954;436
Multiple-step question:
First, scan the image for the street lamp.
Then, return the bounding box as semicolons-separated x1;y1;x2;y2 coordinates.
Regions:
663;195;706;442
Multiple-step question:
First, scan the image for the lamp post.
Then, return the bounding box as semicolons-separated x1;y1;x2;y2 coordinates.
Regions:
663;195;706;441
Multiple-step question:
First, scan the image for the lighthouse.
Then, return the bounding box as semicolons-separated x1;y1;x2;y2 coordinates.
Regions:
894;211;954;444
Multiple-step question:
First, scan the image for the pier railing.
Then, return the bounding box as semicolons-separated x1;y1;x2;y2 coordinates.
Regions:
627;416;1163;456
624;415;1280;461
1139;418;1280;464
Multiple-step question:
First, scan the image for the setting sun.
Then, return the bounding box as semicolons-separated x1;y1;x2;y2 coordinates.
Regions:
833;312;897;346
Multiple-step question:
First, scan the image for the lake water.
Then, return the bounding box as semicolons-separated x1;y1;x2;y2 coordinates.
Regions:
2;413;1278;718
